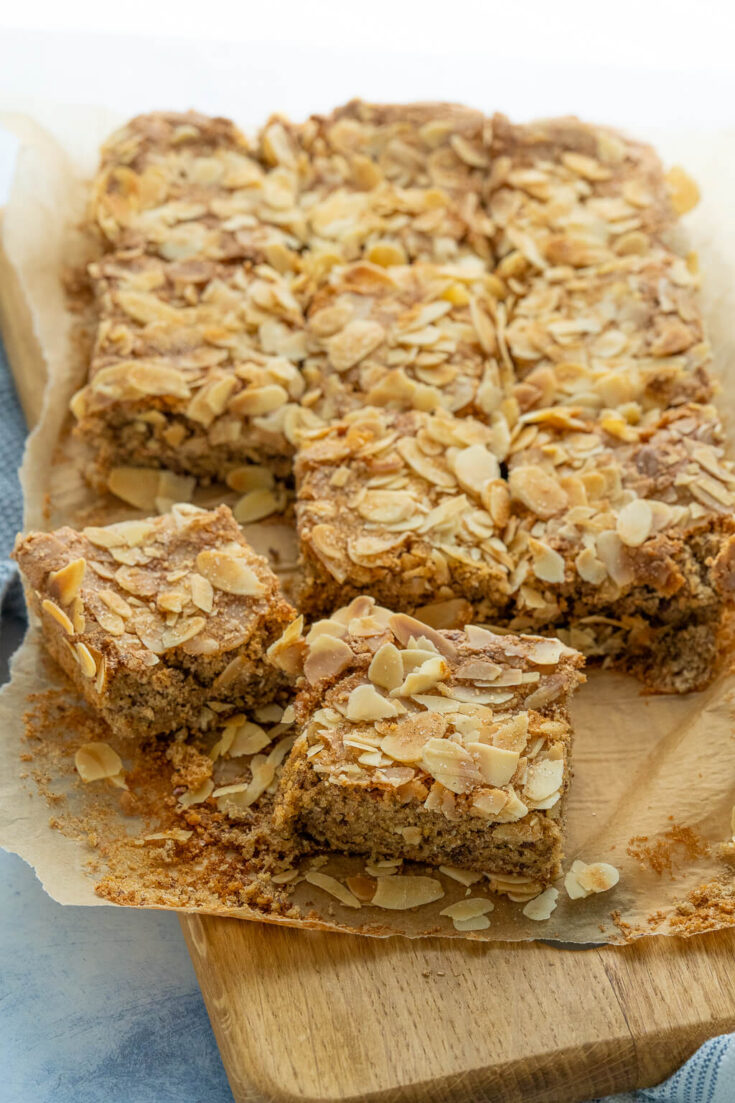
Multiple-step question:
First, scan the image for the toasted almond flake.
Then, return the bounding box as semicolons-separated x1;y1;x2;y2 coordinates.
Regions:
596;530;633;587
389;613;457;660
371;875;444;910
162;616;206;650
438;866;485;886
509;465;568;519
471;788;508;818
525;757;564;802
196;549;265;596
188;572;214;613
392;656;448;697
440;898;495;926
575;861;620;894
108;466;161;511
226;465;275;494
228;720;271;756
666;165;700;215
304;871;362;909
74;642;97;678
233;488;283;524
529;539;565;584
267;615;305;676
75;742;126;789
304;635;354;684
48;558;86;605
328;319;385;372
345;874;378;901
575;547;608;585
41;598;74;634
178;778;214;808
522;887;559;921
469;742;520;786
368;642;404;691
83;520;155;548
271;869;300;885
421;738;481;794
452;444;500;496
346;683;402;722
616;498;653;547
143;829;193;843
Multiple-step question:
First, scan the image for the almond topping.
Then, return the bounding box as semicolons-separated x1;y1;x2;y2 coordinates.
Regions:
48;558;86;605
371;875;444;910
75;742;126;789
195;550;265;596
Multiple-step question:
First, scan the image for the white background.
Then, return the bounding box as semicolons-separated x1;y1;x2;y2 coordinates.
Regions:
1;0;735;129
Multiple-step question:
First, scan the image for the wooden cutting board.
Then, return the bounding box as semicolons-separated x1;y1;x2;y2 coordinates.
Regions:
2;238;734;1103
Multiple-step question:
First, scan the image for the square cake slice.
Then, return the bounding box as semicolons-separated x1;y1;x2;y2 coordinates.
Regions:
271;599;584;890
13;504;294;739
504;402;735;692
301;259;508;423
71;252;319;482
294;406;513;619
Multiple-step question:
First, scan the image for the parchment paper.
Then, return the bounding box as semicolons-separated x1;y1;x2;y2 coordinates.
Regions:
1;108;733;943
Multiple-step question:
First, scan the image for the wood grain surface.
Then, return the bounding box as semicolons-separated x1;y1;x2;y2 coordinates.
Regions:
181;916;735;1103
2;232;733;1103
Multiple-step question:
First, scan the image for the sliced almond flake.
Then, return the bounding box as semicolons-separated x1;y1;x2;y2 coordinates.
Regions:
271;869;300;885
392;656;448;697
229;721;271;756
142;829;193;843
453;914;492;932
421;738;481;794
83;520;155;548
75;742;127;788
389;613;457;660
371;875;444;910
304;634;354;684
346;683;402;721
522;887;559;921
108;466;161;511
438;866;484;886
368;642;404;691
196;549;265;596
41;598;74;634
304;871;362;909
75;642;97;679
575;861;620;894
525;757;565;801
440;898;495;927
48;558;86;605
178;778;214;808
616;498;653;547
189;573;214;613
365;858;403;878
224;757;273;807
470;742;520;787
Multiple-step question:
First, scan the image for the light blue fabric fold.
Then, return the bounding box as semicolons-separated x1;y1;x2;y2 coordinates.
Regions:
0;339;732;1102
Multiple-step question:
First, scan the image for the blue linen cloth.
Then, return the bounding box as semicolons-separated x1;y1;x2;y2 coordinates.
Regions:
0;340;732;1102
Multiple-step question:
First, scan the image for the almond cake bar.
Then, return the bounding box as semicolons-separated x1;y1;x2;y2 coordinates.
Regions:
13;505;294;739
70;251;319;481
270;598;584;886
